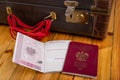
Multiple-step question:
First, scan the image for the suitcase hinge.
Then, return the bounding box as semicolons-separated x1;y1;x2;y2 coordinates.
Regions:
91;6;109;12
91;12;110;16
90;6;110;16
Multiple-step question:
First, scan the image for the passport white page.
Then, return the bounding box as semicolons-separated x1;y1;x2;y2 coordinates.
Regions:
12;32;70;73
44;40;70;72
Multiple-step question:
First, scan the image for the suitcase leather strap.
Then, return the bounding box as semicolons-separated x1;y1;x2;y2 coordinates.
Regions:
7;14;52;40
94;0;112;11
92;0;113;38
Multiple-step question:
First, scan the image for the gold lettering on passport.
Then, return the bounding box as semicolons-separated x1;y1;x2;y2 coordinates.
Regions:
74;61;87;70
74;51;89;70
72;46;93;52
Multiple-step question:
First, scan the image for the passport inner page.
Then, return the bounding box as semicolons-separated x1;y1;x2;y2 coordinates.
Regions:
44;40;70;72
12;32;45;72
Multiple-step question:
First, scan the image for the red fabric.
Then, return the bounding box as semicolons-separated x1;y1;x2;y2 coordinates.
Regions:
7;14;52;40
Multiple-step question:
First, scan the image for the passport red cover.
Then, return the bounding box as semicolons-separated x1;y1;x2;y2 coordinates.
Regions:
62;42;98;78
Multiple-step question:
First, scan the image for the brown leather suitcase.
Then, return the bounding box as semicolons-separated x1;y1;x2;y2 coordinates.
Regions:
0;0;113;39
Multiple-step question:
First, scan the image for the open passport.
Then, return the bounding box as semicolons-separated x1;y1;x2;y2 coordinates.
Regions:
12;32;98;78
12;32;71;73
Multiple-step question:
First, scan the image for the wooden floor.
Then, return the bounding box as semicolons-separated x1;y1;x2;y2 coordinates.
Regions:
0;1;120;80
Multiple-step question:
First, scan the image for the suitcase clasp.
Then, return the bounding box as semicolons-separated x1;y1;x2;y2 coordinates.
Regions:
64;1;79;16
64;1;88;24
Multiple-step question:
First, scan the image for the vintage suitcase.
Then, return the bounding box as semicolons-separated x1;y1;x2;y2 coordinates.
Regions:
0;0;112;39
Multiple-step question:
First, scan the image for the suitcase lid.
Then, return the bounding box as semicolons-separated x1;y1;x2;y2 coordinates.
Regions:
7;0;112;12
7;0;92;10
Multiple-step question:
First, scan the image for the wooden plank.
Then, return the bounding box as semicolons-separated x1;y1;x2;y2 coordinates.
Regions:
0;41;16;80
92;0;115;80
0;25;7;33
9;65;36;80
9;33;56;80
72;36;93;80
74;76;96;80
111;0;120;79
59;73;73;80
31;33;56;80
74;2;115;79
48;72;60;80
33;33;73;80
48;33;73;80
0;1;117;79
0;26;13;57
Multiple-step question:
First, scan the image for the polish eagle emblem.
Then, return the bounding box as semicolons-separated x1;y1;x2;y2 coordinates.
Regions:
76;51;89;61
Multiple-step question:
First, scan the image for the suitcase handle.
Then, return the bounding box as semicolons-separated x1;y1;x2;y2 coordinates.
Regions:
6;7;12;15
6;7;57;22
44;12;57;22
6;7;53;40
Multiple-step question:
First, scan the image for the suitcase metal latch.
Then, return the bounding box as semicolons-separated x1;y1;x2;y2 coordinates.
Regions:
64;1;88;24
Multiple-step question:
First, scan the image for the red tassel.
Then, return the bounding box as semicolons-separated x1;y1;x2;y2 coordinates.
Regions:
7;14;52;40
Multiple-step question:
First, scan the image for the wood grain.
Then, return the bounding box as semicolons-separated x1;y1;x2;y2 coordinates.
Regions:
0;0;119;80
111;0;120;79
